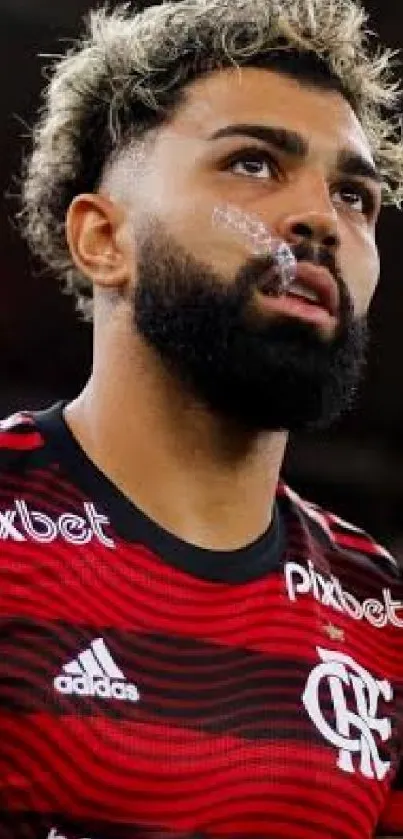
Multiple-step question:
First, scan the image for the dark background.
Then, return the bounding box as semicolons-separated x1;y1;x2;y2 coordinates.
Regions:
0;0;402;553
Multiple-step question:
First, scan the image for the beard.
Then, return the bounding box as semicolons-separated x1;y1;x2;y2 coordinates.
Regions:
133;219;368;433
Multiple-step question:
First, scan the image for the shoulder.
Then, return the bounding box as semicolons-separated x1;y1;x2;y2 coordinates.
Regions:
0;409;46;474
279;481;398;575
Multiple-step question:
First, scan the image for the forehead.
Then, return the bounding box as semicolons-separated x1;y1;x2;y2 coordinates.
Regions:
165;66;374;164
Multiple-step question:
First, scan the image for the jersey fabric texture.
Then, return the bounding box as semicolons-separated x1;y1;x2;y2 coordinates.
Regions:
0;401;402;839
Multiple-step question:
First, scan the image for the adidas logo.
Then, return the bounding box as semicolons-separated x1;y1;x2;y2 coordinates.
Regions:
54;638;140;702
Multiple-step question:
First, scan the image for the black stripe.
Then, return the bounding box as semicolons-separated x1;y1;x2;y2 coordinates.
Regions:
0;811;209;839
0;622;401;760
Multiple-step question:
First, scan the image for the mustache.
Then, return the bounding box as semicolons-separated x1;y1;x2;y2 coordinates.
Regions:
237;242;339;288
235;241;352;313
292;242;339;275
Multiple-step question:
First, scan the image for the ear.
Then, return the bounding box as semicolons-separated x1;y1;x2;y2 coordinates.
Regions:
65;192;131;290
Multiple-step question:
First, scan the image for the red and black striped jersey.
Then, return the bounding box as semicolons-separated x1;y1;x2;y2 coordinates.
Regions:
0;401;402;839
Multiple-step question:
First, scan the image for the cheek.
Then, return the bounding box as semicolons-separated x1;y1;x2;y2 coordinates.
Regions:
343;233;380;315
149;196;249;281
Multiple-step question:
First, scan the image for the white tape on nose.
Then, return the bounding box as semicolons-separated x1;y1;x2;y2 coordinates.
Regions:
212;204;297;294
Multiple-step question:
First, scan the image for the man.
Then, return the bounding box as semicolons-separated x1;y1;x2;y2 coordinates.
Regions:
2;0;403;836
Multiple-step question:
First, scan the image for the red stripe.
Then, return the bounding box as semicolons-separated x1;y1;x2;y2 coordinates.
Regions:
0;468;87;507
378;790;403;832
0;431;43;451
0;483;89;517
0;713;387;835
282;483;388;558
0;543;402;669
333;532;382;554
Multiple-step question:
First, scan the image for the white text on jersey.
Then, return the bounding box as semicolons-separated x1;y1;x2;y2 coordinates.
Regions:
285;559;403;628
0;500;114;547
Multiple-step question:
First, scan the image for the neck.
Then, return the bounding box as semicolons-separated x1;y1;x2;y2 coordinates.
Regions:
65;321;288;551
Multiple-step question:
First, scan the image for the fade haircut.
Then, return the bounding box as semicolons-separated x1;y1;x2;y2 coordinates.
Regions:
20;0;403;319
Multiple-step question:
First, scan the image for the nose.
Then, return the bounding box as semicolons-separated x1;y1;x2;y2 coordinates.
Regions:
278;211;341;252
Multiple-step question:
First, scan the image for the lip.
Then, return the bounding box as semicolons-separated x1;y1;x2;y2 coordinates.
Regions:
292;262;339;316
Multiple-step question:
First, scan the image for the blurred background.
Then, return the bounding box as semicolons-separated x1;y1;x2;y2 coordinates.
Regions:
0;0;402;555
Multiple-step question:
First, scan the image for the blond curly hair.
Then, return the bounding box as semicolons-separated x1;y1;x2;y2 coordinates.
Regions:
20;0;403;319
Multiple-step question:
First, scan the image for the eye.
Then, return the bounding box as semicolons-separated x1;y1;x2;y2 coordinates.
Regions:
332;182;375;215
225;149;278;180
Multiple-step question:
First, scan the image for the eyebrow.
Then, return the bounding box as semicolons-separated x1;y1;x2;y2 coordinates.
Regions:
336;149;382;184
208;123;382;185
209;124;308;158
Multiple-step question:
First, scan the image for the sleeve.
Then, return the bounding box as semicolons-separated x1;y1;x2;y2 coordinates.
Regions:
377;761;403;837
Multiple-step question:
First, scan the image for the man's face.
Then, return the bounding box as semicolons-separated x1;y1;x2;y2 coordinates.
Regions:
119;68;382;431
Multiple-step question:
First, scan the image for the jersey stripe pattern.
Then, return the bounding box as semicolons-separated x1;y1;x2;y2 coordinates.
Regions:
0;404;402;839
